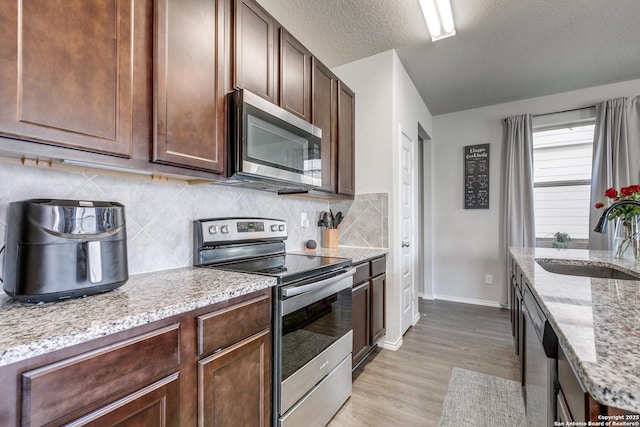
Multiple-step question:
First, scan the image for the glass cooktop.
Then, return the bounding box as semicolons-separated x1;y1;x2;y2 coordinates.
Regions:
212;253;351;285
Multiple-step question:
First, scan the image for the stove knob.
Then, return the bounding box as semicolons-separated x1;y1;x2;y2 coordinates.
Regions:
270;224;278;232
220;225;230;234
208;225;218;234
278;224;285;231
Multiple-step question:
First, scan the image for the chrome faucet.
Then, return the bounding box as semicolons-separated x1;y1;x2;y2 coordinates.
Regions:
594;200;640;233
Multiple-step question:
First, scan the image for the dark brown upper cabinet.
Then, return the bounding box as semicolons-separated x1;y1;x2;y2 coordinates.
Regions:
233;0;279;104
280;29;311;121
153;0;229;173
311;58;338;193
0;0;135;157
337;81;356;197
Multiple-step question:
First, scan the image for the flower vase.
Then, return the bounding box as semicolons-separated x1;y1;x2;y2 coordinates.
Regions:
613;216;640;260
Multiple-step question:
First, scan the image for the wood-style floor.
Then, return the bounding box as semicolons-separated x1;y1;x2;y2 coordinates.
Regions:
328;299;520;427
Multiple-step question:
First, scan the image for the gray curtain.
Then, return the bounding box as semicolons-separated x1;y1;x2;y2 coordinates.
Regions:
503;114;535;305
504;114;536;248
588;96;640;249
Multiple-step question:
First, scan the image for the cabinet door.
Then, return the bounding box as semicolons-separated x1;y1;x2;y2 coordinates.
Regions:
311;58;337;193
233;0;278;103
337;81;356;197
63;373;180;426
199;330;271;427
279;29;311;121
153;0;228;173
352;282;370;368
370;274;386;344
0;0;134;157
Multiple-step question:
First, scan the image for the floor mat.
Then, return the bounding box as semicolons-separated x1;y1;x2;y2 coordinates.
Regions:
438;367;525;427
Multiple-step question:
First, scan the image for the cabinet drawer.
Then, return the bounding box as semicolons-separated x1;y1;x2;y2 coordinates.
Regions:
22;324;180;426
352;262;371;286
198;292;271;356
371;256;386;277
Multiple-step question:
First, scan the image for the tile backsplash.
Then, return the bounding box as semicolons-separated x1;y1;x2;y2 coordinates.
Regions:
331;193;388;248
0;163;388;275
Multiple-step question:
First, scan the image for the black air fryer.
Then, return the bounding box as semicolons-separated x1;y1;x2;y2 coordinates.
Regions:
2;199;128;302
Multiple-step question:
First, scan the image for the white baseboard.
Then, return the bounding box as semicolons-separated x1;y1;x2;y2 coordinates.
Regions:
432;294;502;308
413;312;420;325
418;292;435;300
379;335;403;351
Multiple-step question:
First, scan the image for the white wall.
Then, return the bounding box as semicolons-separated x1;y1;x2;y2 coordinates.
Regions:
422;137;433;299
333;51;394;195
391;53;433;325
432;78;640;307
334;49;433;348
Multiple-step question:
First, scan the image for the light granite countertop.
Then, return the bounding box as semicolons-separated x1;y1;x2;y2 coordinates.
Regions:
293;246;388;264
509;247;640;413
0;267;276;368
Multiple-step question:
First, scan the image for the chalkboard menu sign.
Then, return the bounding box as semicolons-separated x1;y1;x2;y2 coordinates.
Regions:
464;144;490;209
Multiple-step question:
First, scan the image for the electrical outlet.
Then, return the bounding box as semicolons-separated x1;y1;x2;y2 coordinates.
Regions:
301;212;309;228
485;274;493;285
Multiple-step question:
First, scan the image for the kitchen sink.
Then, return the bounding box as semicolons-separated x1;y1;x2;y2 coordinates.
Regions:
535;259;640;280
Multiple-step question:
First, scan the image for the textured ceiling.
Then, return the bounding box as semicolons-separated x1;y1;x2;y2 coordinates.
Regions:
257;0;640;115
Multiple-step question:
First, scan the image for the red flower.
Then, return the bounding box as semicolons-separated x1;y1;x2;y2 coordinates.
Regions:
621;186;634;196
604;187;618;198
595;202;604;209
630;184;640;193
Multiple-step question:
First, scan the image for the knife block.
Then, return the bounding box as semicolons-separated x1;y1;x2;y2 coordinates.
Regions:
323;229;339;248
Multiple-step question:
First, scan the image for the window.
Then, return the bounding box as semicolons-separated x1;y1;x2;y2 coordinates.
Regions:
532;111;595;246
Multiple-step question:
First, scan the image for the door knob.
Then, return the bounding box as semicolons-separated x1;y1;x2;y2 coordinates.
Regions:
402;241;410;248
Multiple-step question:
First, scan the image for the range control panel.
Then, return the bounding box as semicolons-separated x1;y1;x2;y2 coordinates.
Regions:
195;218;287;245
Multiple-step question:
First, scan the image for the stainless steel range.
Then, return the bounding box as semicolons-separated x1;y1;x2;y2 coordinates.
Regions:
193;217;354;427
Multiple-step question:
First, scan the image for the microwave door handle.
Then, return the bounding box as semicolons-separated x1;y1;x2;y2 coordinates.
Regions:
281;268;355;298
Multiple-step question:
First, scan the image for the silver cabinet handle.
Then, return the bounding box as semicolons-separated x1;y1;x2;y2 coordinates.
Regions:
402;241;410;248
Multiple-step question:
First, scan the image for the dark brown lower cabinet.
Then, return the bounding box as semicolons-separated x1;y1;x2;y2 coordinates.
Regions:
0;289;271;426
63;373;181;426
21;324;181;426
351;256;386;369
199;330;271;427
370;273;386;344
351;282;371;367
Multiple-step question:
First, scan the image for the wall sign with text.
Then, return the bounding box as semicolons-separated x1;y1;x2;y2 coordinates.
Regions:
464;144;490;209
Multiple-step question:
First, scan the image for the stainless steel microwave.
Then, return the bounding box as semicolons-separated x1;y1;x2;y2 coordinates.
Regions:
227;89;322;192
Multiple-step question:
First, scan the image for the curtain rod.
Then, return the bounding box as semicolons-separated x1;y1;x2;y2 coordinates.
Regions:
532;105;595;118
503;105;597;122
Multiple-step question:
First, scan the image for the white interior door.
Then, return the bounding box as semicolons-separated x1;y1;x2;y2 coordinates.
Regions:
400;127;415;334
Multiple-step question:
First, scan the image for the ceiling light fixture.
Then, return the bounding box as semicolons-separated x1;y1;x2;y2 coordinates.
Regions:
419;0;456;41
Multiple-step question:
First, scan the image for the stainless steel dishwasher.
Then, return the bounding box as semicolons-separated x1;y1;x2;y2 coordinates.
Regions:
523;286;558;427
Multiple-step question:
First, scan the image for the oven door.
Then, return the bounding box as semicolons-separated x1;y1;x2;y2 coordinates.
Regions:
278;268;354;424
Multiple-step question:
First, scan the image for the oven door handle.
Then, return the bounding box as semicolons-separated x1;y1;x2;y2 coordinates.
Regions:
281;268;356;298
